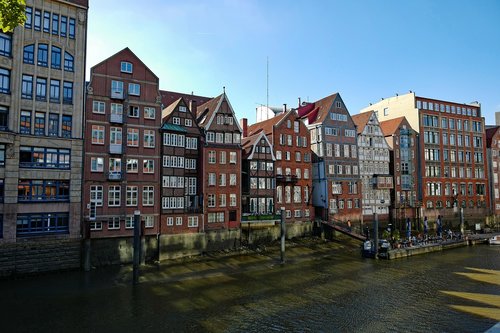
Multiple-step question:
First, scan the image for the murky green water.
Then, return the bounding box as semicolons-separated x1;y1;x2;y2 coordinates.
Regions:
0;243;498;332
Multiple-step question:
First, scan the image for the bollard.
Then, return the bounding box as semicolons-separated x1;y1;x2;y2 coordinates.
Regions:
280;207;285;264
83;220;91;272
133;210;141;284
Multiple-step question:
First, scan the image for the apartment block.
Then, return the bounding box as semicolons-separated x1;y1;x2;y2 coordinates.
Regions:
0;0;88;242
196;92;242;230
361;92;489;224
297;93;360;223
380;117;418;228
352;111;393;223
486;126;500;216
160;97;203;234
83;48;161;237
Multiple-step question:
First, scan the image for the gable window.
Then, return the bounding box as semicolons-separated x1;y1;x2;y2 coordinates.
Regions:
185;118;192;127
121;61;133;73
0;33;12;57
128;83;140;96
172;117;180;125
23;44;34;64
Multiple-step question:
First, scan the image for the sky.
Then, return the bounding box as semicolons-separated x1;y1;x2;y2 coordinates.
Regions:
86;0;500;125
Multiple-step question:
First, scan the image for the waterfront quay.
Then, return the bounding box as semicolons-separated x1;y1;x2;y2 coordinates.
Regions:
0;238;498;333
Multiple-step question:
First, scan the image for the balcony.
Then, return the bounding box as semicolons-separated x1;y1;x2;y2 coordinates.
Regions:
109;144;122;154
111;90;124;100
110;113;123;124
276;174;298;183
107;172;122;181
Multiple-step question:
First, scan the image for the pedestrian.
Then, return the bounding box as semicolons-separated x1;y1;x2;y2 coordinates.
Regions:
347;220;352;232
423;216;428;238
437;215;442;238
406;218;411;240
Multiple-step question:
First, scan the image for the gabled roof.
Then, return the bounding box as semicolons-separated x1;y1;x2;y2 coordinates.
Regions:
195;92;243;132
352;111;374;134
247;112;287;137
242;131;275;160
379;116;406;137
296;93;339;125
160;90;212;109
486;126;500;147
162;97;183;120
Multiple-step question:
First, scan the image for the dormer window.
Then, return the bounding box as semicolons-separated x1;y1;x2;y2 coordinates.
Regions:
121;61;133;73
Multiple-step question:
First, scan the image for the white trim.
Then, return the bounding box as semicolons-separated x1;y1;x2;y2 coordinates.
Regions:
204;93;243;133
247;131;276;161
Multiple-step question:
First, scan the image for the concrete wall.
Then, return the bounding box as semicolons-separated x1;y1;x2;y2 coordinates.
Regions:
0;238;81;277
89;236;158;266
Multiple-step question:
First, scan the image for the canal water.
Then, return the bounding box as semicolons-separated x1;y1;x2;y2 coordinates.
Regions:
0;242;498;333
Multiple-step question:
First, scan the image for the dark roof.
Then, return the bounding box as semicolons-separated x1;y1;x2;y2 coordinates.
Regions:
196;94;224;128
160;90;212;109
351;111;374;134
161;97;182;120
241;132;262;158
247;112;288;137
486;126;500;147
296;93;339;125
379;117;406;136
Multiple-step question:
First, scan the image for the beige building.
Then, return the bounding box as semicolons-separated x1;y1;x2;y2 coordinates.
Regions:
0;1;88;242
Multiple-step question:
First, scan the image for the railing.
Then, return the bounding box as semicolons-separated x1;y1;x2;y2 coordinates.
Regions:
107;172;122;181
111;90;124;99
109;144;122;154
110;113;123;124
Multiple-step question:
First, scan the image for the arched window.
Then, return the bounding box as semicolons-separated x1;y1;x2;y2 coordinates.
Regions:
37;43;48;66
64;51;74;72
23;44;35;64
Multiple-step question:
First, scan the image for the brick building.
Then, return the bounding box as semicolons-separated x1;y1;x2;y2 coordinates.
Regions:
246;108;314;222
0;0;88;242
486;126;500;216
380;117;418;229
361;92;489;226
196;92;242;230
83;48;161;237
297;93;360;223
160;97;203;234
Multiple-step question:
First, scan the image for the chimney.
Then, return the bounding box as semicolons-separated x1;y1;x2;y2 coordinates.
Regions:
240;118;248;138
283;103;287;113
189;99;197;114
298;97;301;107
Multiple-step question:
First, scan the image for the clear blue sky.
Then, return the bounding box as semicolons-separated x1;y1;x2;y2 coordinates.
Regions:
87;0;500;125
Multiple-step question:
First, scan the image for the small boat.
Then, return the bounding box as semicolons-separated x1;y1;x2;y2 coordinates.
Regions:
488;235;500;245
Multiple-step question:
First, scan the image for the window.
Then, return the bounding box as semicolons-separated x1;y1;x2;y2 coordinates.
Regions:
172;117;180;125
144;107;155;119
22;75;33;99
34;112;45;136
36;77;47;100
0;33;11;57
34;9;41;31
230;152;237;164
23;44;34;64
19;146;70;169
93;101;105;114
52;13;59;34
107;217;120;230
112;80;124;97
48;114;59;137
128;83;140;96
188;216;198;228
90;157;104;172
43;11;50;32
127;128;139;146
208;173;216;186
186;137;197;149
121;61;133;73
63;81;73;104
0;68;10;93
16;212;69;236
91;125;105;144
208;194;216;207
110;127;122;145
129;105;139;118
144;130;155;148
208;151;216;164
20;111;31;134
143;159;154;173
90;185;103;206
108;185;121;207
25;7;32;29
185;118;192;126
126;186;138;206
230;174;237;186
64;52;74;71
18;180;69;202
126;158;138;173
219;194;226;207
68;18;75;38
219;173;226;187
47;79;60;102
51;46;61;69
60;16;67;36
143;216;154;228
62;115;72;138
37;44;48;66
125;216;134;229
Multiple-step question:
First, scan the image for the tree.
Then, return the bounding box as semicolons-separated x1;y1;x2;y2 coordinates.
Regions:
0;0;26;33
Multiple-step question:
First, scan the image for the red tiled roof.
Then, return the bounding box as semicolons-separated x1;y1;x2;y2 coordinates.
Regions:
247;112;287;137
351;111;374;134
296;93;339;125
160;90;212;109
379;116;406;136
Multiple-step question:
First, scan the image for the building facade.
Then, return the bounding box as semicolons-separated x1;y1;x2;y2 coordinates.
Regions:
196;92;242;230
297;93;361;223
83;48;161;237
160;97;203;234
361;92;489;225
247;109;314;222
380;117;418;229
352;111;392;224
486;126;500;216
0;0;88;242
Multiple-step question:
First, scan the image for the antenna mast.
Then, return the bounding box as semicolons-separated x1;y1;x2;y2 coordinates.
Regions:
266;56;269;109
